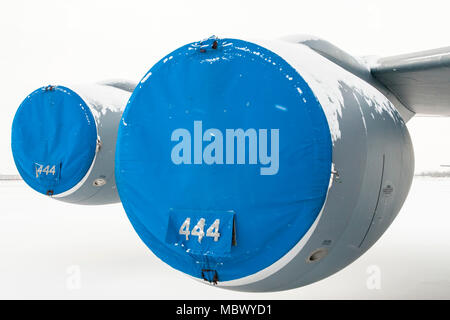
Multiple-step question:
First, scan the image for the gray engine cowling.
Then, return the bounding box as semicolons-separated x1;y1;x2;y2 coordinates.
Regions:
225;39;415;291
11;81;134;205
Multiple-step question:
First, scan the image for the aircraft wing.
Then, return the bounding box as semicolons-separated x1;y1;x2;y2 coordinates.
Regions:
286;35;450;119
98;79;138;93
0;174;22;181
371;47;450;116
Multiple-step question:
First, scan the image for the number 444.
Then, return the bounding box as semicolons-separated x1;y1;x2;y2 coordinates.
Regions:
35;164;56;178
179;218;220;243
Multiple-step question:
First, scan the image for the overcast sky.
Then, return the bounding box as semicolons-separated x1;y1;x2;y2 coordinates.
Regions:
2;0;450;173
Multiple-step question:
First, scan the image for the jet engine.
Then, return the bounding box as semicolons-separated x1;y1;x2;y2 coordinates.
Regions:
115;37;414;291
11;81;134;205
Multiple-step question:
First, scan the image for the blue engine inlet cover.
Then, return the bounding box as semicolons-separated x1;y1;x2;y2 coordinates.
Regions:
11;86;97;196
116;38;332;282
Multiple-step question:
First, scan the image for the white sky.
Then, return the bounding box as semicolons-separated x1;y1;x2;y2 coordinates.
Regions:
1;0;450;173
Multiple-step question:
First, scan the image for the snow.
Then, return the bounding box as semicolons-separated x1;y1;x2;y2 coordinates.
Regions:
70;83;131;119
140;72;152;84
255;39;401;143
1;176;449;299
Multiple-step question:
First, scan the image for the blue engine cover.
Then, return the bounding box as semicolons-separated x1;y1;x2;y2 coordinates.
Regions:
11;86;97;196
116;38;332;282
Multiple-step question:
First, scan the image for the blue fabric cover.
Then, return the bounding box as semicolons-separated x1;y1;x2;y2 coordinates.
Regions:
11;86;97;195
116;38;332;281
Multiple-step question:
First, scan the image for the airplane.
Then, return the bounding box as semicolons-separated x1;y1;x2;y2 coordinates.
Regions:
8;35;450;292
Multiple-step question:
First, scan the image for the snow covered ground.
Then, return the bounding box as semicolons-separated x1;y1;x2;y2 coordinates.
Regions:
1;175;449;299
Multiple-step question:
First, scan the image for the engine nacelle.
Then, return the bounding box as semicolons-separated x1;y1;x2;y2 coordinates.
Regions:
11;82;132;205
115;37;414;291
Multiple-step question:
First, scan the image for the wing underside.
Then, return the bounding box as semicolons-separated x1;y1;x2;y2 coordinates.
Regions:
288;35;450;119
371;47;450;116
